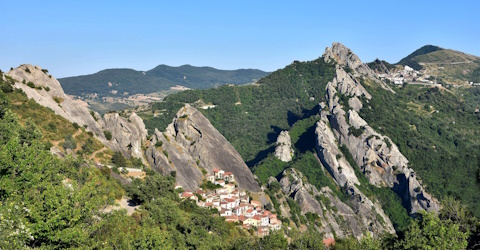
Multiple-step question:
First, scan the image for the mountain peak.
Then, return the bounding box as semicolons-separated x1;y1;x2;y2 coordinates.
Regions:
323;42;374;77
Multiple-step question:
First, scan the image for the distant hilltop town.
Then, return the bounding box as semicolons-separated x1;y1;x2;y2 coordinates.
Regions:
177;168;281;237
377;65;437;85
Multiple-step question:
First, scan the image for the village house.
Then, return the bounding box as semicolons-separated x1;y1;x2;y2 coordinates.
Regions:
213;168;224;179
185;168;282;236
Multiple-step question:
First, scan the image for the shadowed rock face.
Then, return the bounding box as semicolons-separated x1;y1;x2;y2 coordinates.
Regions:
276;168;394;239
146;104;261;192
319;43;440;214
7;65;147;160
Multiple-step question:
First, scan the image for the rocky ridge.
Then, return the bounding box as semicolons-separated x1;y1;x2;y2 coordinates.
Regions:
271;169;394;239
146;104;261;192
320;43;440;214
7;65;147;160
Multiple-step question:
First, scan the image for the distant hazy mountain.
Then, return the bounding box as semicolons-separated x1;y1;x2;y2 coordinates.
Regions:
58;64;269;96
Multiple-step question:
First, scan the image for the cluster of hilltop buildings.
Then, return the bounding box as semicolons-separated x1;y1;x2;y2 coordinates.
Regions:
377;65;436;85
178;168;281;237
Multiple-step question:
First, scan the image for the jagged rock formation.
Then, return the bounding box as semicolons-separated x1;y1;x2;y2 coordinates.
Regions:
7;65;147;159
146;104;261;192
319;43;440;214
274;169;394;239
323;42;394;93
274;131;294;162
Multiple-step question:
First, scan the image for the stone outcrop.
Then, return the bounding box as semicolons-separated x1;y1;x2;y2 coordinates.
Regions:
323;42;393;92
146;104;261;192
102;112;148;159
274;131;294;162
276;168;394;239
319;43;440;214
7;65;147;160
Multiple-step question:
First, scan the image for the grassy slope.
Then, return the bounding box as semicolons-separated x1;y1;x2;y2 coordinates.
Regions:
6;89;112;162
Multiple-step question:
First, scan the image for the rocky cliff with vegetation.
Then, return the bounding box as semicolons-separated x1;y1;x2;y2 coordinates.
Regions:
7;65;147;160
146;104;261;192
321;43;440;214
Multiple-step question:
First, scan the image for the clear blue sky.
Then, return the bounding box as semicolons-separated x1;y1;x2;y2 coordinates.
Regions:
1;1;479;78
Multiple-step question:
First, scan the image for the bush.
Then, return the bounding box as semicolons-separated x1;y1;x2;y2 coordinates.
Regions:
72;122;80;130
0;82;13;93
112;151;127;168
27;81;35;88
348;126;365;137
25;68;31;73
155;140;163;147
163;150;169;158
90;110;98;121
62;134;77;150
44;86;50;91
104;130;112;140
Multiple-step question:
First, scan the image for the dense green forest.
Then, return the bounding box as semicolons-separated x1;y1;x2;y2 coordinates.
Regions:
58;65;268;97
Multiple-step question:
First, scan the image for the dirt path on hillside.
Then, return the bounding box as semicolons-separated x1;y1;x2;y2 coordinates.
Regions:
89;147;107;164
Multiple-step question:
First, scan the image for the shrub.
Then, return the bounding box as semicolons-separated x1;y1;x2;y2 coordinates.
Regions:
42;69;49;74
348;126;365;137
52;96;63;104
25;68;31;73
112;151;127;168
155;140;163;147
163;150;169;158
90;110;98;121
43;141;53;150
104;130;112;140
62;134;77;150
27;81;35;88
0;82;13;93
44;86;50;91
72;122;80;130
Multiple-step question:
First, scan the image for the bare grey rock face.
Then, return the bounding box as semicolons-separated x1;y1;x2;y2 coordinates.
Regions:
323;42;394;92
146;104;261;192
103;112;148;159
277;168;394;239
323;42;374;77
274;131;294;162
7;65;148;160
320;44;440;214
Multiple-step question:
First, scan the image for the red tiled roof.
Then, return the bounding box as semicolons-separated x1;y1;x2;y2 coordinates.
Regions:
182;192;194;198
252;215;262;221
323;238;335;247
212;168;220;172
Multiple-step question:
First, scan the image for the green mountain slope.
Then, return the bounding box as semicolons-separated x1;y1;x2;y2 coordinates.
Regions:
58;65;269;96
395;45;480;84
142;58;335;163
397;45;444;66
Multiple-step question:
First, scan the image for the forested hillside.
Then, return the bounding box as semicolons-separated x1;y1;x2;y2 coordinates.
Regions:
143;58;336;163
58;65;268;97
